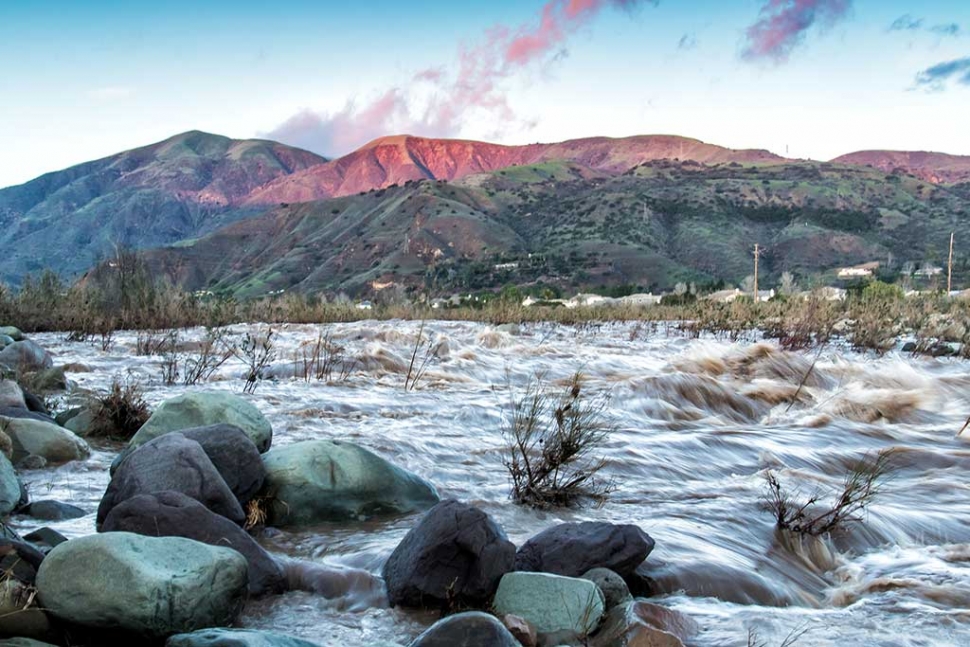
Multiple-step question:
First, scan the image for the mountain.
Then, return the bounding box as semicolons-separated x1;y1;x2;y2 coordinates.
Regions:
140;158;970;298
243;134;785;205
831;150;970;185
0;131;326;281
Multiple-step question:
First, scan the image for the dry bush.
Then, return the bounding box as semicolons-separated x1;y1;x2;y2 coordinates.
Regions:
87;377;152;441
182;327;234;386
235;327;275;394
502;371;615;508
299;328;357;383
404;321;441;391
762;450;897;536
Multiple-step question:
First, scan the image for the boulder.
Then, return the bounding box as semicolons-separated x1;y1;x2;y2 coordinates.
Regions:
516;522;655;578
166;629;321;647
21;500;86;521
582;568;633;610
35;532;248;638
97;434;245;528
0;327;24;342
0;429;10;460
0;341;52;374
383;500;514;608
0;454;22;516
0;417;90;465
21;391;49;415
131;391;272;453
102;491;285;596
591;600;698;647
0;639;59;646
261;439;439;527
111;425;266;507
409;611;521;647
0;381;25;409
492;572;606;637
180;424;266;506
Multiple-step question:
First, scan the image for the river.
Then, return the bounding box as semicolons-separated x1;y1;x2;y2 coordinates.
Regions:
15;320;970;646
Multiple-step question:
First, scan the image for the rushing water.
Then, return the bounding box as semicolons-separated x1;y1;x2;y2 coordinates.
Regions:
14;321;970;646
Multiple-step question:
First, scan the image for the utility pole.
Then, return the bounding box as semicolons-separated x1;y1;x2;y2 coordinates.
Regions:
753;243;760;301
948;231;955;294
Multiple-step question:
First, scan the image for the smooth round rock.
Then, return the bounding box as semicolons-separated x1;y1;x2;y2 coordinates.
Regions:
515;522;655;578
492;571;606;637
131;391;272;453
0;417;90;465
383;499;514;608
261;439;439;527
35;532;248;638
97;433;245;528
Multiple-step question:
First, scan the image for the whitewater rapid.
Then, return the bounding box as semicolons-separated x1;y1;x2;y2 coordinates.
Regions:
16;321;970;646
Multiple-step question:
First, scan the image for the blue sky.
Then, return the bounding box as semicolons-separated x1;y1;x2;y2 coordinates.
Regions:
1;0;968;188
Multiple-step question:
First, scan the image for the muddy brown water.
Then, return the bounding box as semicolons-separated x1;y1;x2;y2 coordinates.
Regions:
14;321;970;646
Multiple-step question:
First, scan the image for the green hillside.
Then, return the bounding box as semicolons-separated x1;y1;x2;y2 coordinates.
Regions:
143;159;970;297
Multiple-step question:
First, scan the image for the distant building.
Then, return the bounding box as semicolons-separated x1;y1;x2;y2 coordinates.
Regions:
355;300;373;310
493;262;519;271
914;265;943;277
618;293;663;306
837;261;880;279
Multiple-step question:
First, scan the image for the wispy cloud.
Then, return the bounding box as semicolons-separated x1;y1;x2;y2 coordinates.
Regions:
889;14;961;38
915;56;970;91
678;33;698;50
265;0;659;156
86;87;133;101
742;0;852;63
889;14;923;32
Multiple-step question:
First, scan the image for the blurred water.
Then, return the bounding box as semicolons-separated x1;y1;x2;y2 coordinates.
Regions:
13;321;970;646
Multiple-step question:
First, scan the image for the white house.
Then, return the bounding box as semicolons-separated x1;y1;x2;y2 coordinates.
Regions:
837;262;880;279
914;265;943;278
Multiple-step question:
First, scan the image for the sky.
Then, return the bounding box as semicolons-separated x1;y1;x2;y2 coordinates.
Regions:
1;0;968;188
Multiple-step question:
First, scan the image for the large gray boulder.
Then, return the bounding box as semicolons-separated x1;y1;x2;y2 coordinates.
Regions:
0;327;23;342
102;491;285;596
0;341;52;374
492;572;605;637
111;425;266;507
515;522;655;578
409;611;520;647
0;417;90;465
166;629;321;647
36;533;248;638
130;392;272;452
261;439;439;527
97;434;245;528
383;500;514;608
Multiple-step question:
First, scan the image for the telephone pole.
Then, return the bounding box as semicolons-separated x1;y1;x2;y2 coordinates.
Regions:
948;232;955;294
753;243;760;301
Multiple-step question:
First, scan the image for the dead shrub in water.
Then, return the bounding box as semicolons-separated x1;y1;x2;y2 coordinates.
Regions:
502;371;615;508
762;450;897;536
404;321;441;391
298;328;357;383
235;327;275;394
181;327;233;386
87;376;151;441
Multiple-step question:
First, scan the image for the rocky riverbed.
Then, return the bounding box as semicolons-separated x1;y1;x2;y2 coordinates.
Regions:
0;320;967;646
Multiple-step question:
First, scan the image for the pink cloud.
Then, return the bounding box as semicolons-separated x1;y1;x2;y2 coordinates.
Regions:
265;0;654;155
742;0;852;62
